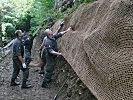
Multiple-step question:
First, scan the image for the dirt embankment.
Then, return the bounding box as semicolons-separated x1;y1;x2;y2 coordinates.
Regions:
54;56;97;100
33;0;133;100
53;0;133;100
31;22;97;100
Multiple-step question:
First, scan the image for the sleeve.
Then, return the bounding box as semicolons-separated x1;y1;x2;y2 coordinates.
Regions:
42;37;46;46
24;39;28;46
15;43;22;56
45;41;53;53
53;32;62;40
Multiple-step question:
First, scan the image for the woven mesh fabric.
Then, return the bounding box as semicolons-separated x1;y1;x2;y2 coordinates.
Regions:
52;0;133;99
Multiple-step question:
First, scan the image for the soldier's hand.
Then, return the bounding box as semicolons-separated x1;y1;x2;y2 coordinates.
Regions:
57;53;61;57
58;53;62;56
67;27;71;31
22;63;27;68
60;21;64;27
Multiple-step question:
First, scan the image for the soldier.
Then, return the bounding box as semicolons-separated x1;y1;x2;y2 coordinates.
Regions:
38;36;47;74
41;26;71;88
10;30;32;89
24;33;36;66
38;21;65;74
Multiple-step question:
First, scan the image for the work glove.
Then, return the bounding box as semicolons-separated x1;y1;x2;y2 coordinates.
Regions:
22;63;27;69
60;21;64;27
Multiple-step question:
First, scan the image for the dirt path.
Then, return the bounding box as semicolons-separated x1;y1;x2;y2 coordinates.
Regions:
0;54;58;100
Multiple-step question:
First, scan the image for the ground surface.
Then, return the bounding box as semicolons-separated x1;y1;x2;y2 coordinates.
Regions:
0;54;97;100
0;54;59;100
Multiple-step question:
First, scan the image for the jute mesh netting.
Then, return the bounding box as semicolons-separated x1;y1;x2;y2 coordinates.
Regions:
52;0;133;99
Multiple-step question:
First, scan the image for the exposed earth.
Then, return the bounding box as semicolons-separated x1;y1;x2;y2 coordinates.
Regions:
0;54;58;100
0;53;96;100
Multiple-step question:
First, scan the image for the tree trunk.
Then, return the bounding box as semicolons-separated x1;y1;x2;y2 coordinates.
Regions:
0;12;2;47
54;0;59;10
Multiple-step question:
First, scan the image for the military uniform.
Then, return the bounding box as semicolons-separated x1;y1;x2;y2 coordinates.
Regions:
24;34;36;66
43;32;62;84
39;36;47;74
11;38;29;85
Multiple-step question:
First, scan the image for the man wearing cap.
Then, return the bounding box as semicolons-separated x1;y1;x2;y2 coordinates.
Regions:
10;30;32;89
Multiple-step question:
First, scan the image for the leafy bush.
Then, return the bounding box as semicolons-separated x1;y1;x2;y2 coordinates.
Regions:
0;0;95;45
4;23;15;39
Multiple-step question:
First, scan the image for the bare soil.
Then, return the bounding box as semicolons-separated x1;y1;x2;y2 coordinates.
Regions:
0;54;58;100
0;54;97;100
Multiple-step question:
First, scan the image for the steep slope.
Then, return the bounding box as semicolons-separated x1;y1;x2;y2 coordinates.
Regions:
51;0;133;99
32;0;133;99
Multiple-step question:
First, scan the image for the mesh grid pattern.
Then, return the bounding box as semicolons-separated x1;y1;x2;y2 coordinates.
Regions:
52;0;133;99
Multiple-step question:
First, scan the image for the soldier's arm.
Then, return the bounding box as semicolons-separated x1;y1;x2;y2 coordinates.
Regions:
50;50;61;56
23;39;28;46
60;27;71;35
55;26;63;33
54;27;71;40
46;41;61;56
18;56;24;63
39;37;46;51
15;43;24;63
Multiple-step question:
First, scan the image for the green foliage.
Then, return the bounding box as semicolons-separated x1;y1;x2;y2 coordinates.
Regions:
79;0;95;3
1;0;95;44
3;23;15;40
1;0;58;41
6;0;62;32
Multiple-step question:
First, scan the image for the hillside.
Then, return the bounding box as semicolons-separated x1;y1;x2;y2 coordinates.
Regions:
33;0;133;99
1;0;133;100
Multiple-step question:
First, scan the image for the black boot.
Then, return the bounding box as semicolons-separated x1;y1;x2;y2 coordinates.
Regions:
41;81;49;88
21;81;32;89
10;81;20;86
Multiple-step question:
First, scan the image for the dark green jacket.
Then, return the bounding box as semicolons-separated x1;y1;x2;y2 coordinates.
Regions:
12;38;24;59
24;34;36;53
45;32;62;65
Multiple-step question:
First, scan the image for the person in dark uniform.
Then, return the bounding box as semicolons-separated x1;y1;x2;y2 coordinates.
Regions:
10;30;32;89
38;36;47;74
38;21;64;74
24;33;36;66
41;26;71;88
